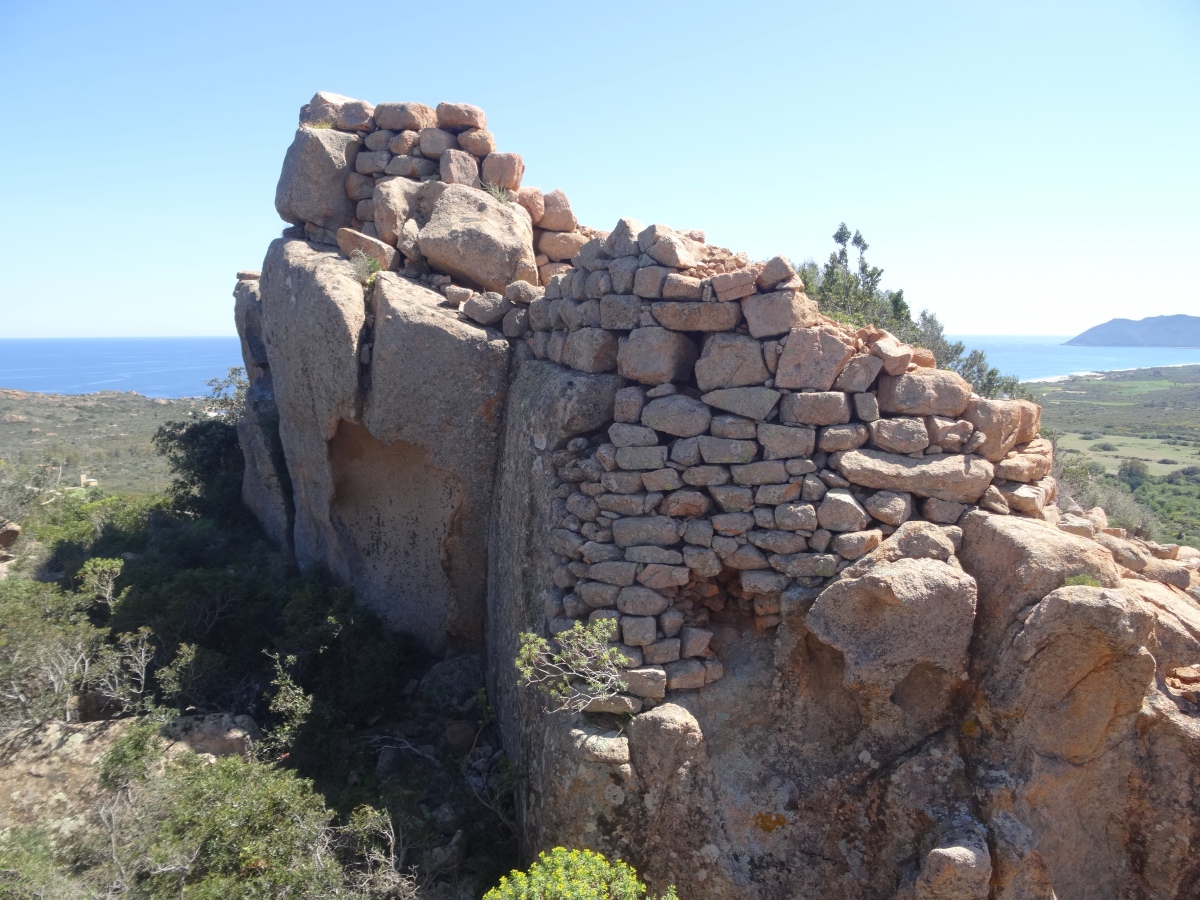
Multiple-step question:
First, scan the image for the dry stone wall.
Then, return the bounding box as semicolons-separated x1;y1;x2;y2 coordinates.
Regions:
237;91;1200;900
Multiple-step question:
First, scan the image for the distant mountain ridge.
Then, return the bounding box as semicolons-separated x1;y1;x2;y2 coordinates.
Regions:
1066;314;1200;347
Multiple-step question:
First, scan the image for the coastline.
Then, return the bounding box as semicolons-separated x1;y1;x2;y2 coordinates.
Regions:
1028;361;1200;384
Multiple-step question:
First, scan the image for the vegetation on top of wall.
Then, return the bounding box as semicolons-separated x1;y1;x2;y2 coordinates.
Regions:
798;224;1028;399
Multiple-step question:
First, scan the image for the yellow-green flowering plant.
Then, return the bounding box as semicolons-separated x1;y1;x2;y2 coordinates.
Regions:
484;847;678;900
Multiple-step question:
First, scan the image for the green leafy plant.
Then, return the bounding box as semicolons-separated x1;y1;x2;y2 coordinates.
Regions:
1064;574;1102;587
76;556;127;609
485;847;677;900
98;716;164;789
118;754;343;899
516;618;627;713
0;578;102;742
263;652;314;756
95;625;156;712
203;366;248;421
0;827;80;900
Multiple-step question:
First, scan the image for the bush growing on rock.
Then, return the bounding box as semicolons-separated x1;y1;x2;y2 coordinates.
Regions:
516;619;627;713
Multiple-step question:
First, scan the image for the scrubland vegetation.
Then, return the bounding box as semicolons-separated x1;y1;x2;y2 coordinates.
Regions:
1031;365;1200;547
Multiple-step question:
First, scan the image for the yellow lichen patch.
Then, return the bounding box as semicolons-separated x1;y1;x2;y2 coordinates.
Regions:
753;812;787;833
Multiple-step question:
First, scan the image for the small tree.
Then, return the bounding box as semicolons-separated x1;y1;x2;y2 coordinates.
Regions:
516;619;627;713
1118;458;1150;490
203;366;248;421
77;556;126;609
799;224;1028;399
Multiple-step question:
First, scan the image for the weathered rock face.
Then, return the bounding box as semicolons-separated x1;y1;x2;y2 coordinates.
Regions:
237;92;1200;900
275;126;361;232
237;375;292;548
808;556;976;735
417;183;537;292
252;238;509;652
258;238;364;574
355;273;510;647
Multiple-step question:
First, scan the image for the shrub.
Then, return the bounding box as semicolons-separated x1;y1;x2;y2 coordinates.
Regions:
516;619;627;713
1093;442;1118;452
0;827;80;900
119;754;343;899
98;716;164;789
485;847;677;900
0;578;101;741
1064;574;1102;588
1118;458;1150;491
349;248;381;288
152;416;245;521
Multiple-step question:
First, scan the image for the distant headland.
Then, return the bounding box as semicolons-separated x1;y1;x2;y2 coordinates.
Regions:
1066;313;1200;347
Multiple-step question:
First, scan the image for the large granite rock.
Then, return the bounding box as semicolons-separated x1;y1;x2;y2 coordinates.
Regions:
834;449;994;502
236;376;293;549
350;273;511;649
807;556;977;737
876;370;972;417
258;241;509;652
258;238;364;574
233;276;269;384
299;91;374;130
958;510;1121;675
774;326;856;391
417;183;537;292
274;126;362;230
970;585;1159;900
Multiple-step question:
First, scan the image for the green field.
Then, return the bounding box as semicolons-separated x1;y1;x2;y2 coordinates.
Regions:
1028;364;1200;547
1054;432;1200;476
0;389;203;498
1029;365;1200;440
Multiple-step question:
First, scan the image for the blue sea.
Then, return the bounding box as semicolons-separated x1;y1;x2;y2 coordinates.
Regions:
0;338;244;398
950;336;1200;383
1;336;1198;398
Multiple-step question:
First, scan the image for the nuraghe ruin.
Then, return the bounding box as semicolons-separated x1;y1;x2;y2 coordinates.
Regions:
234;92;1200;900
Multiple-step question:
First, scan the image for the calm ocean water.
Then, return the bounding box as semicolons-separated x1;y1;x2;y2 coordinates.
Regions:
950;336;1200;383
0;338;244;398
1;336;1198;399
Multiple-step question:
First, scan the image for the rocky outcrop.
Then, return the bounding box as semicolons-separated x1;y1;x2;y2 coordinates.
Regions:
249;235;509;652
275;126;362;240
235;92;1200;899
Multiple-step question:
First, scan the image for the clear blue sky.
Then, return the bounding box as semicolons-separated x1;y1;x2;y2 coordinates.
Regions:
1;0;1195;338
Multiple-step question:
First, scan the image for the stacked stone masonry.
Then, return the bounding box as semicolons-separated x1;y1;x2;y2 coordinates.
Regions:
239;92;1200;900
266;90;1067;711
